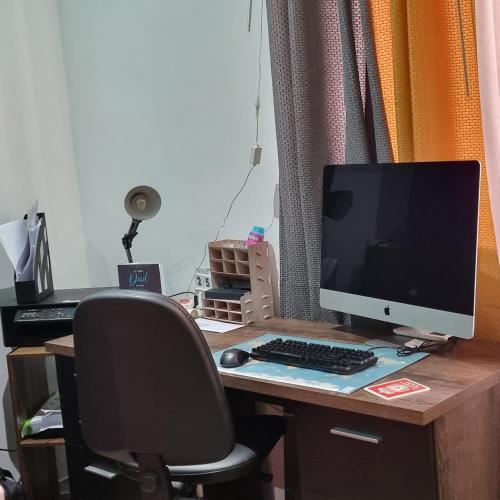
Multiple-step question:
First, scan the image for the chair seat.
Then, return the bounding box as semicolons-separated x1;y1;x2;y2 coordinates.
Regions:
173;414;286;484
100;415;285;486
169;443;259;484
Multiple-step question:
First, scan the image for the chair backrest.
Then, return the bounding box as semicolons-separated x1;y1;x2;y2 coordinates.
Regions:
73;289;235;465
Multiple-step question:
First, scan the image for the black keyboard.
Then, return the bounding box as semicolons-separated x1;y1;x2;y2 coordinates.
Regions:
250;338;378;375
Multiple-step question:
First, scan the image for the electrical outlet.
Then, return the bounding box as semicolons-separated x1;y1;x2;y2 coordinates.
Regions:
194;267;212;291
194;266;212;309
250;144;262;166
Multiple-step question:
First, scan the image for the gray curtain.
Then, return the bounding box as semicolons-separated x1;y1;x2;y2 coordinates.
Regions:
266;0;392;322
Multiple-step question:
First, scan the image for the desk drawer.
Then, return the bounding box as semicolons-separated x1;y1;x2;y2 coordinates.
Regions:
291;404;437;500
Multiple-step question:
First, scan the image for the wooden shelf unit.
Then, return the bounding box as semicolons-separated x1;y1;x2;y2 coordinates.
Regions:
203;299;243;324
203;240;279;326
7;346;63;500
19;437;65;448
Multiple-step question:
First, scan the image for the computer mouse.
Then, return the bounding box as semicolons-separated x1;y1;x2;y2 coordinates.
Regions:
220;348;250;368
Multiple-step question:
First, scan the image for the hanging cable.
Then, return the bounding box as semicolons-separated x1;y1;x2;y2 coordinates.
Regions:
255;0;264;144
265;214;274;233
248;0;253;32
187;165;257;294
187;1;266;296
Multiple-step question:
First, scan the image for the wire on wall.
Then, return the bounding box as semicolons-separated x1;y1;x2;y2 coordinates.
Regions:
248;0;253;32
255;0;264;145
186;1;266;296
187;164;257;294
265;214;274;234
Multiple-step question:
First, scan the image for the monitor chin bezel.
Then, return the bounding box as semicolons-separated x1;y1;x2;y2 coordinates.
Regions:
320;288;475;340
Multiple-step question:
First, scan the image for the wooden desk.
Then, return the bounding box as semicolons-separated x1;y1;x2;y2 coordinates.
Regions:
46;318;500;500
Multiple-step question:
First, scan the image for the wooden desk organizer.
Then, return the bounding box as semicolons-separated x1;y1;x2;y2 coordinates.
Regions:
203;240;279;326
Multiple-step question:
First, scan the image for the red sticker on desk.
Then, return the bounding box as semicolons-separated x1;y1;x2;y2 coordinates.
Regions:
364;378;430;400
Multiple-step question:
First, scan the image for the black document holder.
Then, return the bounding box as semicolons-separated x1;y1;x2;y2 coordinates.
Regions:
14;213;54;304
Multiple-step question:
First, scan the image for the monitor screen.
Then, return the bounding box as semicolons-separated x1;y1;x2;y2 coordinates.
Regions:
320;161;480;338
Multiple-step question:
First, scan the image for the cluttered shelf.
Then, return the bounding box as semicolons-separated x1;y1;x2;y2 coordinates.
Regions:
6;343;64;499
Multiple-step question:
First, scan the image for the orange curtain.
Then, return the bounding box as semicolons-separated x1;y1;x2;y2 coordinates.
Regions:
369;0;500;341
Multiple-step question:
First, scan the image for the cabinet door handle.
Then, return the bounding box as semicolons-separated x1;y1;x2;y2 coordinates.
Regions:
330;426;382;445
85;463;120;480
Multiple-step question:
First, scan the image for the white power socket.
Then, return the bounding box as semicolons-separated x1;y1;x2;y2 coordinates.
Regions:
250;144;262;166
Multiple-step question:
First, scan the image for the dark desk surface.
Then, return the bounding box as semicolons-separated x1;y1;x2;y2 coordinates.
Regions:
45;317;500;426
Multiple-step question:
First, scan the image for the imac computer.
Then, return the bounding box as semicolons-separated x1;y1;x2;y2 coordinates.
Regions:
320;161;480;341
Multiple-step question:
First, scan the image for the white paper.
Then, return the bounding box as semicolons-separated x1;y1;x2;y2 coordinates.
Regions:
15;200;40;281
0;200;42;282
27;200;40;280
196;318;243;333
0;219;29;272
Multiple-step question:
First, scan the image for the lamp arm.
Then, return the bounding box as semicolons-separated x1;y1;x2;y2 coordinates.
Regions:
122;218;141;263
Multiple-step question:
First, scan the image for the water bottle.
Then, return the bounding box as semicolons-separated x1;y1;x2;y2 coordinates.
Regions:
246;226;265;246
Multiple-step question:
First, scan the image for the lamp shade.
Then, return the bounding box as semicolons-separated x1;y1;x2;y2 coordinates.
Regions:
124;185;161;221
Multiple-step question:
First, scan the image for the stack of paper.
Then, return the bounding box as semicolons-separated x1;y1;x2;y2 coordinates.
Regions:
0;201;42;282
195;318;243;333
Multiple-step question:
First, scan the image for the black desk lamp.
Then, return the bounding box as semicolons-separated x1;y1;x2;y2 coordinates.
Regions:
122;185;161;263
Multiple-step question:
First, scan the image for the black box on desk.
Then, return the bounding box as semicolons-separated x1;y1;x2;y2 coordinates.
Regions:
14;213;54;304
204;287;249;301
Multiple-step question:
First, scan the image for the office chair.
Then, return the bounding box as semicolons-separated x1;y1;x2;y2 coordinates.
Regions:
73;289;285;500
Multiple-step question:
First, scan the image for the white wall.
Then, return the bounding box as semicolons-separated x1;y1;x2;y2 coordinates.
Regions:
57;0;279;293
0;0;89;476
0;0;279;479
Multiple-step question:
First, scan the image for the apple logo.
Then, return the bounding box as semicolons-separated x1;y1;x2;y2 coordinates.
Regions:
384;305;391;316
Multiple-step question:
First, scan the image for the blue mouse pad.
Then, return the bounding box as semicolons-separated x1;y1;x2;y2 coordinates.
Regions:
213;333;428;394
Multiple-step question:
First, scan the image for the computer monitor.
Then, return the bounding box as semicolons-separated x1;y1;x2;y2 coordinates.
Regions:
320;161;480;341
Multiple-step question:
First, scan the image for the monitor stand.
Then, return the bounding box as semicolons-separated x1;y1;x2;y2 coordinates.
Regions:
393;326;451;343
